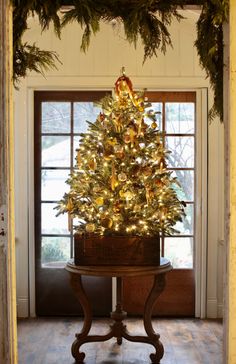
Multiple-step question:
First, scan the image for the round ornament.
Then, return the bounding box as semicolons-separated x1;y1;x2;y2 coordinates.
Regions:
118;172;127;182
103;151;113;161
113;202;122;213
151;122;158;129
124;133;131;144
142;166;152;176
155;179;164;187
133;204;141;212
95;197;104;206
131;165;140;176
85;223;95;233
101;217;113;228
124;190;133;200
107;137;117;146
114;145;125;159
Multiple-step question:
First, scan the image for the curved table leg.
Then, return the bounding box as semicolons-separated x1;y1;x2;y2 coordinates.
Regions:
144;273;166;363
69;273;93;363
69;273;114;363
69;271;167;364
115;274;166;364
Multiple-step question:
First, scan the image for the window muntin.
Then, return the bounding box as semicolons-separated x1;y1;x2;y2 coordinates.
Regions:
36;91;195;269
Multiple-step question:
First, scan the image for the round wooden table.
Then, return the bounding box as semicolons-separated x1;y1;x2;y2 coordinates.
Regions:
66;258;172;364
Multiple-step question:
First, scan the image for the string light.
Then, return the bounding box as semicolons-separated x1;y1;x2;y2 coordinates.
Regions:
57;72;186;237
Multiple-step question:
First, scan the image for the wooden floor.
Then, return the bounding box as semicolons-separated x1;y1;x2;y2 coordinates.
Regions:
17;317;223;364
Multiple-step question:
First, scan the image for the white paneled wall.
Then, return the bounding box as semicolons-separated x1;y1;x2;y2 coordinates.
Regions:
14;11;224;318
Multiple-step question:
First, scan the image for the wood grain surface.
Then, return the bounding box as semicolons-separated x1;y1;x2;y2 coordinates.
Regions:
18;317;222;364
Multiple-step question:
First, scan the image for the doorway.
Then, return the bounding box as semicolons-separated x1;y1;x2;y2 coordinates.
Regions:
34;90;112;315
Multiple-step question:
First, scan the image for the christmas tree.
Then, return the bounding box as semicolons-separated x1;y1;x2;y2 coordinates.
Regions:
57;70;185;237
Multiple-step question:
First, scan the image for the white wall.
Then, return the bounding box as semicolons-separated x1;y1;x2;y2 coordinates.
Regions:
14;11;224;318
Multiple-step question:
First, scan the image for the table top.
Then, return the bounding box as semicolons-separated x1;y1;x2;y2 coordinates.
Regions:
66;258;172;277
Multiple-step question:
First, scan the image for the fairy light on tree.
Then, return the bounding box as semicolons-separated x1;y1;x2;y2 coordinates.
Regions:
56;69;185;237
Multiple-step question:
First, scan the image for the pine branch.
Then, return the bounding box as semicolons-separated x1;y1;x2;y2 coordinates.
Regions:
195;0;228;121
13;43;61;86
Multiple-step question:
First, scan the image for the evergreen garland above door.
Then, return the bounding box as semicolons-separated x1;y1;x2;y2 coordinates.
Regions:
12;0;228;121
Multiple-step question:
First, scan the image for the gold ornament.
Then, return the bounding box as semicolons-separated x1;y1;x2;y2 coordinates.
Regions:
113;201;122;213
137;98;145;112
115;68;134;102
76;150;82;167
66;198;73;212
128;127;137;147
119;189;125;198
124;133;131;144
103;144;114;160
155;179;164;188
142;166;152;177
111;162;118;191
133;204;141;212
146;187;154;204
103;151;113;160
124;190;133;200
107;137;117;146
85;223;95;233
98;112;105;122
159;158;167;171
114;145;125;159
95;197;104;206
88;158;97;170
131;165;140;176
151;122;157;129
113;116;122;132
118;172;127;182
101;217;113;228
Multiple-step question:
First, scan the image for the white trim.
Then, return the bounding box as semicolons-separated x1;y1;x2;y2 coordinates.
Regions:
28;88;36;317
195;88;208;318
25;76;210;90
16;298;28;318
218;303;223;318
207;299;218;318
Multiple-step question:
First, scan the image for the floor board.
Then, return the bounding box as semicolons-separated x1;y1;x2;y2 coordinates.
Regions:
17;318;223;364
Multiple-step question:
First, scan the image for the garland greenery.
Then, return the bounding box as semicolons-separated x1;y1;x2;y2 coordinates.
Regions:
195;0;228;121
12;0;229;121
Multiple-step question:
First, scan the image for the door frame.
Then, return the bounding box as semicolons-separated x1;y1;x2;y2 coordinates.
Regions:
27;86;208;317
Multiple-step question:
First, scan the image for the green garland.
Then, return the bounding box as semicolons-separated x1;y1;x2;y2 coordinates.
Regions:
195;0;228;121
13;0;229;121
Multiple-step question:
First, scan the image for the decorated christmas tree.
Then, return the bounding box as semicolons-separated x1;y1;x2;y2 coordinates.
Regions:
57;70;185;237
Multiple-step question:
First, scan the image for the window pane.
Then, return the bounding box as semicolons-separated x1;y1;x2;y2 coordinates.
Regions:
171;170;194;201
41;203;69;235
41;236;70;268
74;102;101;133
166;136;194;168
166;103;195;134
41;169;70;201
145;102;162;130
42;136;70;167
42;102;71;134
173;204;194;235
165;237;193;268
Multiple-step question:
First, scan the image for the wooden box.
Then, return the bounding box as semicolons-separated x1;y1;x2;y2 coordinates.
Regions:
74;234;160;266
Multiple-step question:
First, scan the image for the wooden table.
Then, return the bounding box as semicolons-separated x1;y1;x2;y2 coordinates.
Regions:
66;258;172;364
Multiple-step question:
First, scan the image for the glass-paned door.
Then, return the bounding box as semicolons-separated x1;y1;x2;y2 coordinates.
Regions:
34;91;112;315
124;92;196;316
